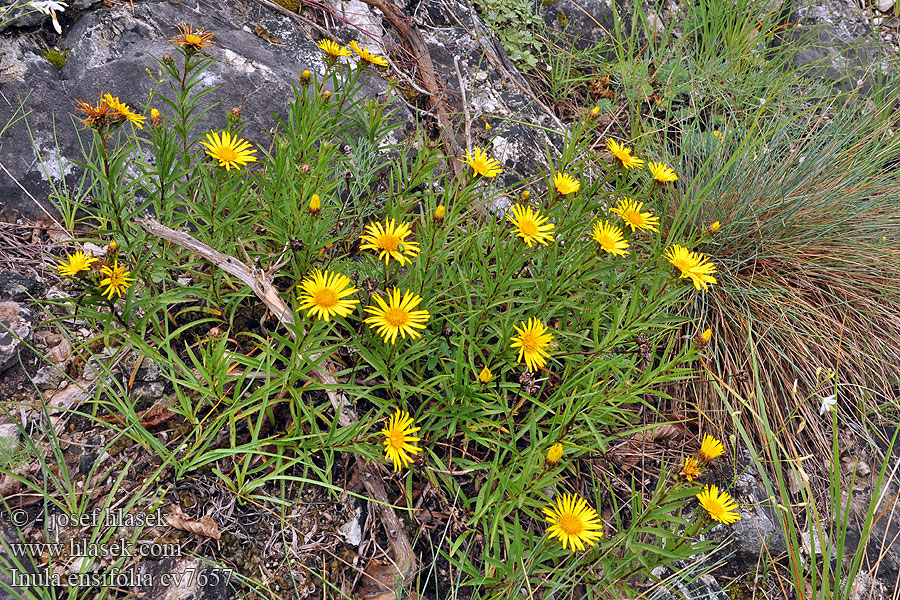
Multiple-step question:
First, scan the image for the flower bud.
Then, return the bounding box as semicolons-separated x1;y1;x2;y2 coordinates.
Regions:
478;366;493;383
300;70;312;85
520;190;530;202
433;204;445;222
590;106;600;117
321;90;332;102
308;194;321;214
162;54;174;65
546;443;564;466
150;108;163;128
299;163;311;175
708;220;721;234
696;328;712;347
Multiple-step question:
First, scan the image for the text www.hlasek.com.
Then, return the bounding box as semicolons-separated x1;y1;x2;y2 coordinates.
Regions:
10;538;181;559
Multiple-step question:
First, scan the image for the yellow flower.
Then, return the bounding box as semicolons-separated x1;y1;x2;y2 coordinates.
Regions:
590;220;629;257
553;172;580;195
590;106;600;117
296;269;359;322
149;108;163;128
478;366;493;383
317;39;351;59
606;139;644;169
697;328;713;347
647;161;678;183
510;317;553;372
520;190;531;201
713;129;724;141
308;194;321;214
698;434;725;463
200;131;258;171
99;260;135;300
433;204;446;222
546;443;564;466
460;147;503;178
708;220;721;234
103;94;146;129
349;40;388;66
680;457;701;481
610;198;660;233
507;204;555;247
169;24;215;52
359;218;420;266
364;288;430;344
696;485;741;525
300;70;312;84
663;245;718;291
57;251;97;277
543;493;603;551
381;409;421;471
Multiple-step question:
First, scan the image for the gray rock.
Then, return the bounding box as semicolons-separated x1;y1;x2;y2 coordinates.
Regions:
540;0;619;52
0;0;413;219
0;423;20;454
31;364;66;390
0;272;41;302
419;0;561;196
0;301;33;372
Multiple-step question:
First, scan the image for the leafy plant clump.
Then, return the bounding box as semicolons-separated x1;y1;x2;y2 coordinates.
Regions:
474;0;545;70
20;25;743;598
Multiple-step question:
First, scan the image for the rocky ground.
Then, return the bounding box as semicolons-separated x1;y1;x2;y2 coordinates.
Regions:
1;0;900;598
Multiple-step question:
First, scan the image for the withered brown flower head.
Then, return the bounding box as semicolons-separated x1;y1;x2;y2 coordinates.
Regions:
169;24;215;53
74;97;111;128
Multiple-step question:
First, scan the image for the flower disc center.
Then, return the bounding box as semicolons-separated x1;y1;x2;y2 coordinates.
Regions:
384;307;409;327
315;288;338;308
558;514;584;536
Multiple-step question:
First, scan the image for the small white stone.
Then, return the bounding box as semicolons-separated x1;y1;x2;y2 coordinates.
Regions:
876;0;894;13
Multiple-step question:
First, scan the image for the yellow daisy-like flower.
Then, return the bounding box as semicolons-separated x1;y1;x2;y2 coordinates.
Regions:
359;218;420;266
648;161;678;183
606;139;644;169
381;409;421;471
460;147;503;178
543;493;603;552
590;220;629;256
696;485;741;525
698;434;725;463
99;260;135;300
57;251;97;277
296;269;359;322
317;39;351;59
364;288;430;345
349;41;388;67
102;94;146;129
169;24;215;52
610;198;660;233
663;245;718;291
553;172;580;195
510;317;553;372
680;457;702;481
507;204;555;247
200;131;258;171
478;366;493;383
546;443;564;466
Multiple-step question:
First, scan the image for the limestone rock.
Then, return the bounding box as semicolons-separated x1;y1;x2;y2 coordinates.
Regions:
0;301;33;372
